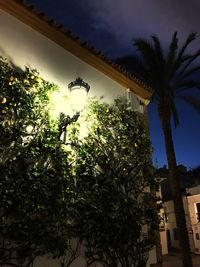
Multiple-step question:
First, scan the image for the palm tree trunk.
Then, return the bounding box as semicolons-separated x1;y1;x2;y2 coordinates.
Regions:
160;111;193;267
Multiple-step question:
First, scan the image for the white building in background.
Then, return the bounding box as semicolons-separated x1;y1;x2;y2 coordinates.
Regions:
160;174;200;254
186;185;200;254
0;0;156;266
156;189;168;256
162;197;195;253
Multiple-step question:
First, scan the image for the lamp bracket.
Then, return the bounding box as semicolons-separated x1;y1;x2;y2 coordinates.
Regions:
59;112;80;143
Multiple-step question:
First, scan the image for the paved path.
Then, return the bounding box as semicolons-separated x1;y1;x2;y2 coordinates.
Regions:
163;253;200;267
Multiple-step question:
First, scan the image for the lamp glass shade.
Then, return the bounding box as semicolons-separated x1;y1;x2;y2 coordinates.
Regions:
68;78;90;113
70;85;88;113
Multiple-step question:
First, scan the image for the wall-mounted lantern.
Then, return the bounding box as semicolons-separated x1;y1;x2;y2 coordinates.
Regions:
59;77;90;143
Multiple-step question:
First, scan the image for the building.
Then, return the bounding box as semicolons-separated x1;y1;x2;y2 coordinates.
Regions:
156;187;168;256
186;185;200;254
159;166;200;254
0;0;156;266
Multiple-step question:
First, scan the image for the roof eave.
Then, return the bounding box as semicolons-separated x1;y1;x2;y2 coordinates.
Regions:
0;0;153;101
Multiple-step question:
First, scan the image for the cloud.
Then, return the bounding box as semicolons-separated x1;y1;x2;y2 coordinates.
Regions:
86;0;200;54
28;0;200;57
28;0;124;57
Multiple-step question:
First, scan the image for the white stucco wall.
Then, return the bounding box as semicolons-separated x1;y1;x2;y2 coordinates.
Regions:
160;231;168;255
163;201;179;248
187;194;200;225
186;189;200;253
0;9;142;112
163;198;195;252
0;7;155;267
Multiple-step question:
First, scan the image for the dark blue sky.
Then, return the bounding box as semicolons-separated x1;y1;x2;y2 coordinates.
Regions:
27;0;200;169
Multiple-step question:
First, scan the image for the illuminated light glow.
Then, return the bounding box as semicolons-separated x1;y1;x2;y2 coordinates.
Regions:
70;86;88;113
49;78;90;120
68;78;90;113
49;88;70;119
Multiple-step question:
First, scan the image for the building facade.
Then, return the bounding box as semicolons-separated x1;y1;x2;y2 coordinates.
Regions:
0;1;156;266
160;167;200;254
186;185;200;254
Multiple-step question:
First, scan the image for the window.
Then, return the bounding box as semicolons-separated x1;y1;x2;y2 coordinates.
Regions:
164;207;168;222
196;233;200;240
196;203;200;222
173;228;179;240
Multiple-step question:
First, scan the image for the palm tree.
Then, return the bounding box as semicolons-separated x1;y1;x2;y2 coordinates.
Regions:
116;32;200;267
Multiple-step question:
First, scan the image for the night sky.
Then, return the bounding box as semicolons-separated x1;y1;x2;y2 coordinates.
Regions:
27;0;200;169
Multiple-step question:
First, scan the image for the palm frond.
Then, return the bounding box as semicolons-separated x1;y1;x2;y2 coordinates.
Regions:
178;49;200;76
115;55;151;85
173;54;195;74
169;96;179;127
168;32;178;61
151;34;164;65
176;32;197;64
133;38;157;69
173;33;198;78
133;37;165;89
173;80;200;92
177;95;200;114
166;32;178;80
151;34;165;83
178;65;200;81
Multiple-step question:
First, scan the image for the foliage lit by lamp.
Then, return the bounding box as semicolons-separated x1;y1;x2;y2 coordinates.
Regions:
59;77;90;143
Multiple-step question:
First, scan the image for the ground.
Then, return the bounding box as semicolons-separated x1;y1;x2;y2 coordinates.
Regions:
162;252;200;267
